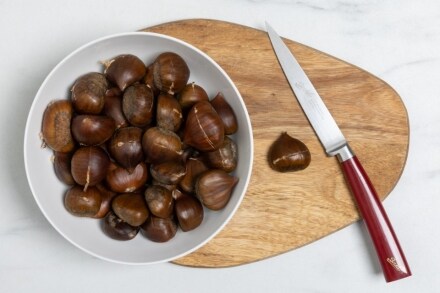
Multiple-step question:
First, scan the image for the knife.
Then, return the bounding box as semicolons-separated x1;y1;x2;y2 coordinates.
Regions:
266;22;411;282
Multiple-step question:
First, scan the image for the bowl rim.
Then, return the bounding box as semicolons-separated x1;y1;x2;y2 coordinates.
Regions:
23;31;254;265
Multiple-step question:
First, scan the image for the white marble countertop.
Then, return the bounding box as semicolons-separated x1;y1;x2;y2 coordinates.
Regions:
2;0;439;292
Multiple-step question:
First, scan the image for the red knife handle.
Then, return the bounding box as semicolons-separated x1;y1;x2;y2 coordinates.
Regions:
339;154;411;282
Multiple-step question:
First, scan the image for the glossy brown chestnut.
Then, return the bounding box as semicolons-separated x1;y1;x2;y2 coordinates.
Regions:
106;162;148;193
122;83;154;127
144;185;174;218
53;151;75;185
42;100;75;153
144;64;160;96
104;54;147;91
64;185;102;217
104;95;129;129
210;92;238;135
204;136;238;173
196;169;238;210
153;52;190;95
183;101;225;151
175;194;204;232
142;127;183;164
156;93;183;132
112;193;149;227
141;216;177;243
71;115;115;146
93;184;117;219
150;160;186;185
103;211;139;241
71;146;110;190
179;157;208;194
152;179;177;192
71;72;108;114
105;87;122;97
177;83;209;111
108;127;144;171
268;132;311;172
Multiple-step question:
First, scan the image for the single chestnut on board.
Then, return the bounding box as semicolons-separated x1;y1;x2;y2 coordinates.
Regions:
268;132;311;172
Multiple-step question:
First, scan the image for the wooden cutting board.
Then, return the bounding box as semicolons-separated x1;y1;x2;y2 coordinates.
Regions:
142;19;409;267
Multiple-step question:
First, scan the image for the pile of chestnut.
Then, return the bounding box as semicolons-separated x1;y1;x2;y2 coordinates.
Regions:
41;52;239;242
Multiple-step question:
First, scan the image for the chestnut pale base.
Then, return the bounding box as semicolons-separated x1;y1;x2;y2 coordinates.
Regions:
143;20;409;268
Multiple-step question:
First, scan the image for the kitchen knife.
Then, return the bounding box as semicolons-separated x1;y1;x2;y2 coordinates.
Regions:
266;22;411;282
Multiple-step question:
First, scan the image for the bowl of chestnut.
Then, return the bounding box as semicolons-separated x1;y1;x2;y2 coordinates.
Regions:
24;32;253;264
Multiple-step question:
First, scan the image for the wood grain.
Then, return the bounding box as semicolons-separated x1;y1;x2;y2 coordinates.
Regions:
142;19;409;267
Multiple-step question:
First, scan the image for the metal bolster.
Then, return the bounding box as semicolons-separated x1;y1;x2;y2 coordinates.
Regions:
327;144;355;162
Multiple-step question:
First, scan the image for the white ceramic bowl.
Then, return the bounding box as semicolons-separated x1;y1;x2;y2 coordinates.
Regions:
24;32;253;264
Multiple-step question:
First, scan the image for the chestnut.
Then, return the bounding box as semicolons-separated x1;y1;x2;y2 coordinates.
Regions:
210;92;238;135
105;87;122;97
71;72;108;114
106;162;148;193
150;160;186;185
112;193;149;227
142;127;183;164
195;169;238;210
42;100;75;153
175;194;204;232
108;127;144;171
156;93;183;132
103;211;139;241
153;52;190;95
204;136;238;173
183;101;224;151
64;185;102;217
104;54;147;91
152;179;177;192
141;216;177;243
104;95;129;129
177;83;209;111
144;185;174;218
71;146;110;190
93;184;117;219
71;115;115;146
179;157;208;194
53;151;75;185
122;83;154;127
144;64;160;96
268;132;311;172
